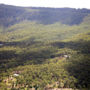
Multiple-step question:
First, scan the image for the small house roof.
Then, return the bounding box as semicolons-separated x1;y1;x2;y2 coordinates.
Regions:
13;74;19;76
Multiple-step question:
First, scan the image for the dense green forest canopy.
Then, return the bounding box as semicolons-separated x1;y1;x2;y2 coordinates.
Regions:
0;4;90;90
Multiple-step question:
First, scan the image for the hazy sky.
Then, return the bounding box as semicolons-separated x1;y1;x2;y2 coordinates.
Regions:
0;0;90;9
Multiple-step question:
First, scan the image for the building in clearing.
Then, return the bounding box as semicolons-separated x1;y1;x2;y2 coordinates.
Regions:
64;55;68;58
13;74;19;77
64;55;70;58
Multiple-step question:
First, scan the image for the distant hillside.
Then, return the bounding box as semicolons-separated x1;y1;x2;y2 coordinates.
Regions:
0;4;90;26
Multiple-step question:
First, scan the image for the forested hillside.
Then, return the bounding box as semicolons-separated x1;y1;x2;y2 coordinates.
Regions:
0;4;90;90
0;4;90;26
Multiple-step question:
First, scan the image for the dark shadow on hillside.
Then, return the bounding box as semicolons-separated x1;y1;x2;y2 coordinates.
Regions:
0;50;18;72
0;38;43;48
0;41;55;72
66;55;90;88
52;40;90;88
0;50;17;60
52;40;90;54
